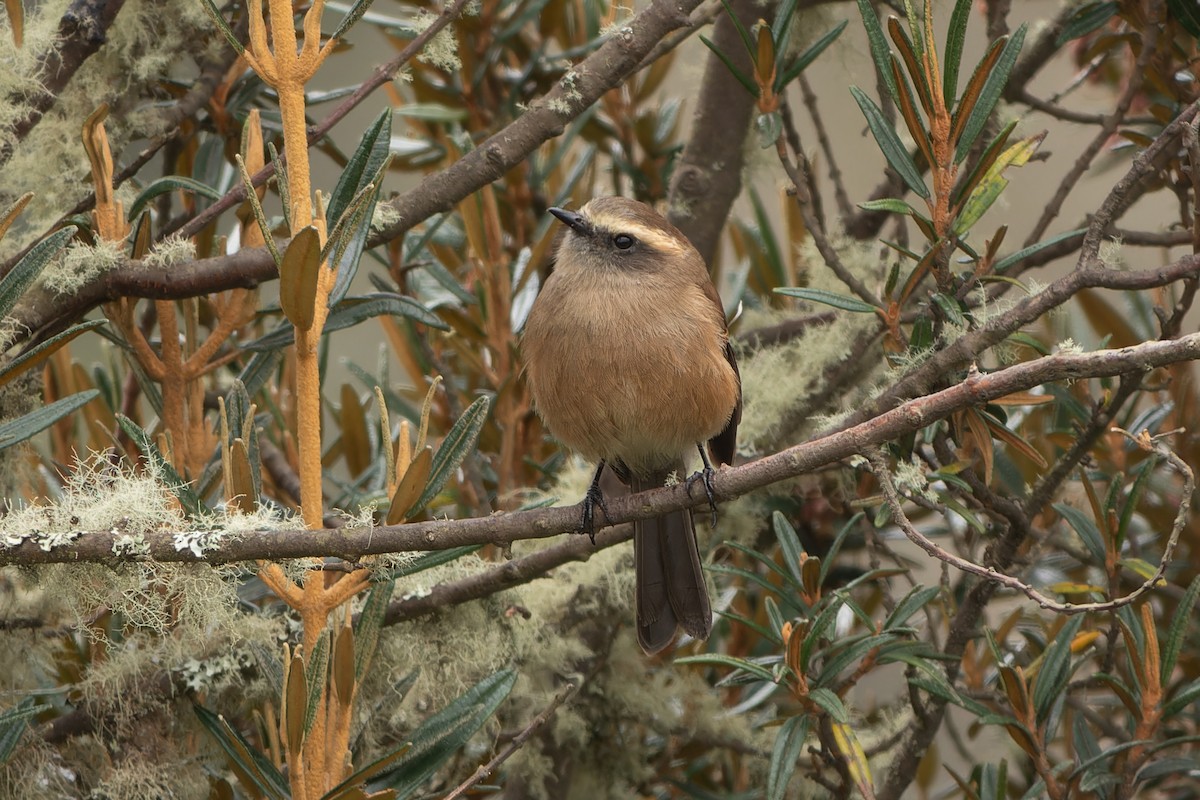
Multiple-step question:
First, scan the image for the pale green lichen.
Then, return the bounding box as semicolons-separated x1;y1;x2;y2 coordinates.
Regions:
40;239;125;297
1098;237;1126;269
1056;337;1084;355
141;234;196;269
0;0;212;256
894;456;936;503
413;9;462;72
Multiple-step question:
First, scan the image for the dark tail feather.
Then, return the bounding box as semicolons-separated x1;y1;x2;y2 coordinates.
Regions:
633;470;713;654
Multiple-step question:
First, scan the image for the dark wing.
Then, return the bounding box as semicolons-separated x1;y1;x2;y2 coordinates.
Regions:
706;339;740;466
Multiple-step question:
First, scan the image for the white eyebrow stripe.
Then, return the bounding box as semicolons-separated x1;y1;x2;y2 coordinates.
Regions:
585;212;688;255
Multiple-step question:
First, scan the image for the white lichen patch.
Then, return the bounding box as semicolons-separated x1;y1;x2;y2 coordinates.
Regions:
1056;338;1084;355
413;9;462;72
141;234;196;269
40;239;125;297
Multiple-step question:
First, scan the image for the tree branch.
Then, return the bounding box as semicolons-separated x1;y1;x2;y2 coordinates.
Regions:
6;330;1200;566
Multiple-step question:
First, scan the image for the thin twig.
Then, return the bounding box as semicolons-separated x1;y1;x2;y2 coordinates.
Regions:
865;431;1191;615
442;679;581;800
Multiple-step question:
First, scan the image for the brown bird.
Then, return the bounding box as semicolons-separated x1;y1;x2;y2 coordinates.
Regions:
521;196;741;654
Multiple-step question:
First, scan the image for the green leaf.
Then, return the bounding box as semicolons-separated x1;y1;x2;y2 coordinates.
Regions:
327;109;392;306
674;654;777;682
199;0;245;54
193;705;289;799
774;286;877;313
772;511;805;585
1058;2;1119;45
767;716;810;800
1162;575;1200;685
749;187;787;286
818;512;862;587
951;119;1019;208
1163;677;1200;718
849;86;930;199
943;0;973;104
247;293;448;351
855;0;898;102
408;396;490;515
884;584;940;630
0;319;106;389
1032;615;1083;724
718;0;757;59
993;228;1085;273
368;668;516;796
267;143;291;230
953;130;1044;235
235;155;282;268
116;414;206;518
127;176;222;222
1053;502;1105;564
808;687;849;723
329;0;379;41
858;198;919;215
304;631;330;738
0;389;98;453
954;24;1027;163
778;20;848;87
382;546;482;581
0;698;38;765
354;579;395;680
0;226;75;320
699;34;759;97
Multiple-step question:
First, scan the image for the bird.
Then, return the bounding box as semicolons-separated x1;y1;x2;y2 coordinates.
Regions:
521;196;741;654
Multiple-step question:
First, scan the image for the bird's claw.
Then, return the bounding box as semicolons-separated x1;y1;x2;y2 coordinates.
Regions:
579;481;608;545
685;465;719;528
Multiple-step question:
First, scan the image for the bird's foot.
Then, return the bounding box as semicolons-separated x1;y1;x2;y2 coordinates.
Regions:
685;464;719;528
579;481;608;545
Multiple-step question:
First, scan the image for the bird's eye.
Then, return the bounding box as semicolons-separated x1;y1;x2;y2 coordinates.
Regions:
613;234;635;250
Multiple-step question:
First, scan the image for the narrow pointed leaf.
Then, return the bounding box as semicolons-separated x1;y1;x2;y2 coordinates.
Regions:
304;632;330;737
199;0;245;53
855;0;898;102
887;17;933;114
890;57;935;171
699;35;759;97
330;0;379;41
127;176;222;222
778;20;847;87
775;286;877;313
767;716;810;800
0;193;32;244
354;579;395;680
953;24;1027;163
327;109;391;306
951;119;1018;207
193;705;289;800
993;228;1085;273
0;226;75;320
0;320;106;389
943;0;973;103
850;86;929;199
367;668;516;794
954;130;1044;235
0;698;38;765
410;396;490;515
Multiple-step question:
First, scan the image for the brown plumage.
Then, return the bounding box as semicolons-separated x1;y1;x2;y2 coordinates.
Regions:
521;196;741;654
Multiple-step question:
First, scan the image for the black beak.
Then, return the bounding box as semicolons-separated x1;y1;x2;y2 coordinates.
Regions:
549;207;592;236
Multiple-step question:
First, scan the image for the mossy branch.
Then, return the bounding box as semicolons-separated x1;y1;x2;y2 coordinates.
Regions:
6;330;1200;567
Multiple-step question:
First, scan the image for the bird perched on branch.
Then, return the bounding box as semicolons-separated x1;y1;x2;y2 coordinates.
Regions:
522;196;741;654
